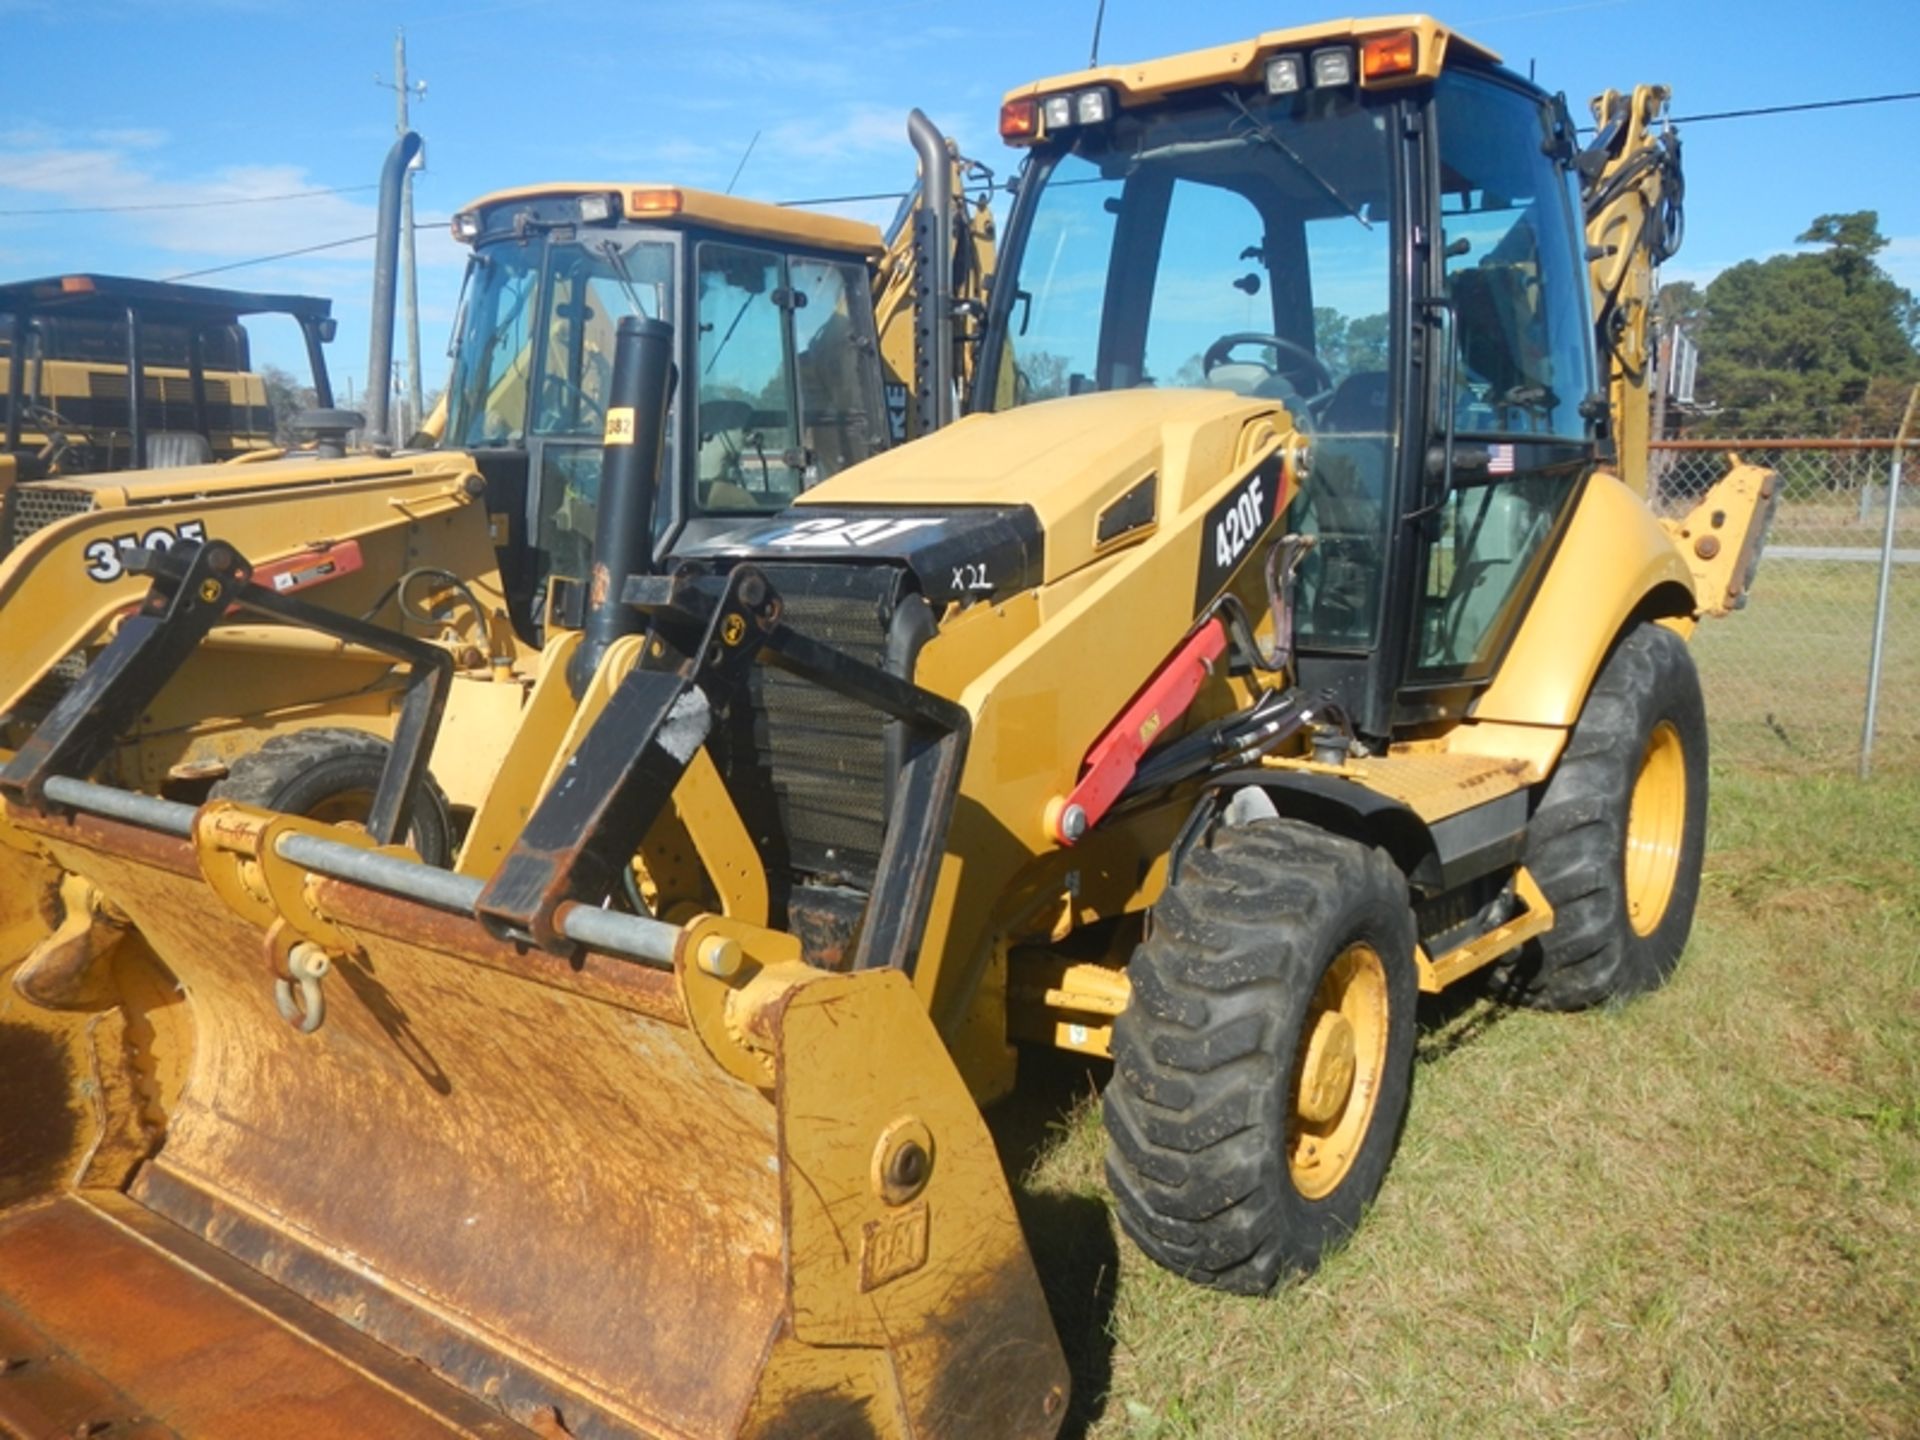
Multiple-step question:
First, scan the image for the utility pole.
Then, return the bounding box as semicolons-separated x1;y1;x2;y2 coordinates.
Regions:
377;31;426;438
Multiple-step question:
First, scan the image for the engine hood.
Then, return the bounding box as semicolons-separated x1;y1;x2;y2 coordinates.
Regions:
688;389;1293;600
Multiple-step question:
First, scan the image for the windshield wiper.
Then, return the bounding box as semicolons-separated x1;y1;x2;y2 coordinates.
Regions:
1221;90;1373;231
597;239;653;320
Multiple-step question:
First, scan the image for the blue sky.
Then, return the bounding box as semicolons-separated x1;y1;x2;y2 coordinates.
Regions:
4;0;1916;397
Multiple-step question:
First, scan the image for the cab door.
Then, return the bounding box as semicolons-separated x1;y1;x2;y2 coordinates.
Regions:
1397;69;1598;719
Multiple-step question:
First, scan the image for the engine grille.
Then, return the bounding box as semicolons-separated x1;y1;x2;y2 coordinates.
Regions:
8;483;96;549
744;564;902;888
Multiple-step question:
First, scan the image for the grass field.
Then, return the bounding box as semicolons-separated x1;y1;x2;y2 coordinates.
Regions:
1693;556;1917;774
996;764;1920;1437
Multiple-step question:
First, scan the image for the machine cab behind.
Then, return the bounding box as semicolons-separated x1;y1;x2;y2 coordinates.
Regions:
442;185;891;642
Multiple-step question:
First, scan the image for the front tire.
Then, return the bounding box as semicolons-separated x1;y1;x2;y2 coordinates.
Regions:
1103;818;1418;1294
1509;622;1708;1010
209;728;454;867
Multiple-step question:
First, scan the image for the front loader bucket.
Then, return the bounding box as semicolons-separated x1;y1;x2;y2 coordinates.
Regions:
2;793;1067;1439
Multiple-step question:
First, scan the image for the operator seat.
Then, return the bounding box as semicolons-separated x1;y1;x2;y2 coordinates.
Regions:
144;431;215;468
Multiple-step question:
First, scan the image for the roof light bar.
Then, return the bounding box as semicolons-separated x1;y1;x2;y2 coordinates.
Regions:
1361;31;1419;81
1264;54;1305;95
626;188;683;216
1310;46;1355;88
1000;98;1040;141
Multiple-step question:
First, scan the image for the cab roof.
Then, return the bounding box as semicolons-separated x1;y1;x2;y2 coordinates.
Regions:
1005;13;1500;106
456;182;885;257
0;274;332;324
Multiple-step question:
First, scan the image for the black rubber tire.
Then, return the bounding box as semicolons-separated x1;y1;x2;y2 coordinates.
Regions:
209;728;454;867
1507;622;1708;1010
1103;818;1419;1294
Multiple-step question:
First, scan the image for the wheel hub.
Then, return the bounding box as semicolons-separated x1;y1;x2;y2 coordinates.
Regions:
1288;942;1390;1200
1297;1012;1356;1124
1625;720;1686;937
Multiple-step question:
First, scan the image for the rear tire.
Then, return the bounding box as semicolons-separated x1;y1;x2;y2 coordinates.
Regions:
1103;818;1418;1294
1508;622;1707;1010
210;728;454;867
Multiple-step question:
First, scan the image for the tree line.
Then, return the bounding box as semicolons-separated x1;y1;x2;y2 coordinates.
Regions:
1658;210;1919;438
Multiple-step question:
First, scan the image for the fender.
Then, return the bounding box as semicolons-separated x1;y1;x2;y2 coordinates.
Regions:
1471;470;1695;730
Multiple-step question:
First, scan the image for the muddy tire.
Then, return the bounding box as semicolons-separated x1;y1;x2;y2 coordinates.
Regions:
1103;819;1418;1294
210;728;454;867
1507;622;1708;1010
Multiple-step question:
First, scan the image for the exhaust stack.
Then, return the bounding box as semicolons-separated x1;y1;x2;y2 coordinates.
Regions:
907;109;955;435
568;315;676;697
364;130;423;449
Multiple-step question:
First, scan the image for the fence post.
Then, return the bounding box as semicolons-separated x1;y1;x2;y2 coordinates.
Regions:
1860;385;1920;779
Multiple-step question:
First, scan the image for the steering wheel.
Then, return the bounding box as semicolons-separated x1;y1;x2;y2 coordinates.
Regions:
536;370;605;434
1202;332;1334;398
21;402;92;475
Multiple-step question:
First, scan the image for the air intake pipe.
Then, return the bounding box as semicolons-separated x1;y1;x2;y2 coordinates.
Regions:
907;108;955;435
568;315;677;698
364;130;423;449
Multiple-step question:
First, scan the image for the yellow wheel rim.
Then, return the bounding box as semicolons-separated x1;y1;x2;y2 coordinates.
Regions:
306;788;376;831
1288;942;1390;1200
1625;721;1686;938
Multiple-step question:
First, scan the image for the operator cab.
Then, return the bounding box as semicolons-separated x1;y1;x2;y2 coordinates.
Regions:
442;185;890;642
982;17;1601;739
0;274;335;482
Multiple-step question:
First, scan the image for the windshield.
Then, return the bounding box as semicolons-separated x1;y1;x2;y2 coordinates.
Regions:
989;91;1393;413
445;232;674;448
989;89;1400;650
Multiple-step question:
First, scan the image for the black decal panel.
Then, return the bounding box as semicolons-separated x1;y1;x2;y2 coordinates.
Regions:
683;505;1044;606
1194;454;1285;614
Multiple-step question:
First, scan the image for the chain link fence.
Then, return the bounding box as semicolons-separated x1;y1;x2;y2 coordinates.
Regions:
1648;440;1916;777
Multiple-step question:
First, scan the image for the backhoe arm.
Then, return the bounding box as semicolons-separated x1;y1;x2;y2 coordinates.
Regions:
1580;83;1682;497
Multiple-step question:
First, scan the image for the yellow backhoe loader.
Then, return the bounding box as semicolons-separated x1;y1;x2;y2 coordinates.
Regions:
0;14;1771;1438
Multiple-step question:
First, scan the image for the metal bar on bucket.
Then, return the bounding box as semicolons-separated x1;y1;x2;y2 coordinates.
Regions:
41;775;196;837
275;830;680;967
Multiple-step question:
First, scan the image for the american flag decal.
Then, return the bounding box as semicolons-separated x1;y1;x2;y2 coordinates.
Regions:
1487;443;1515;475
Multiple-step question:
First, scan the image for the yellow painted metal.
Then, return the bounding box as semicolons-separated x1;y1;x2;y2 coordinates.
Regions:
1658;459;1778;617
1584;84;1672;497
0;452;503;722
1004;13;1499;115
1414;867;1555;993
1625;722;1685;938
456;181;884;257
1006;953;1132;1060
1471;471;1696;729
1288;943;1390;1200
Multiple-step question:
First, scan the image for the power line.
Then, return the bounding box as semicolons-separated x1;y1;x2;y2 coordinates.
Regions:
143;84;1920;283
1669;90;1920;126
0;183;378;218
158;220;447;282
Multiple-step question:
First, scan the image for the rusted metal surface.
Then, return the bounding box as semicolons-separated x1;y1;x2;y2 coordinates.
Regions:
0;1196;528;1439
313;877;685;1024
35;827;791;1440
3;804;199;879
